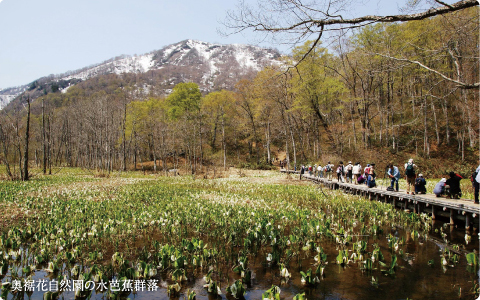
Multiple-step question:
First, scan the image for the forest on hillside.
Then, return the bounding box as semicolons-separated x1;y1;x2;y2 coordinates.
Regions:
0;7;478;179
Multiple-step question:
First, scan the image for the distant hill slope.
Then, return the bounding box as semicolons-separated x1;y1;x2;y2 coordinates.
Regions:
2;39;282;111
0;86;28;109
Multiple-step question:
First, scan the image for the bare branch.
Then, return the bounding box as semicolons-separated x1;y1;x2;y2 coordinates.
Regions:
434;0;455;8
375;53;479;89
292;25;324;68
226;0;478;34
312;0;477;26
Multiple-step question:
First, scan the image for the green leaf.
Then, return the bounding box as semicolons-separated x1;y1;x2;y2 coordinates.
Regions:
466;253;478;266
293;292;306;300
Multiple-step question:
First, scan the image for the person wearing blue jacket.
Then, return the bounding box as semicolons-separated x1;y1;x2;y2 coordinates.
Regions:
387;164;400;192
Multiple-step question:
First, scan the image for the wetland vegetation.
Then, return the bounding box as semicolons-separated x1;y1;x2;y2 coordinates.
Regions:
0;169;478;299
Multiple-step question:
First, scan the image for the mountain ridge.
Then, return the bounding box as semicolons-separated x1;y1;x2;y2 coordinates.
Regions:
1;39;282;110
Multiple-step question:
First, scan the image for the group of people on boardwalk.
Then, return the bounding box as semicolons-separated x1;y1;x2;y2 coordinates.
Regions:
299;161;377;188
294;158;480;204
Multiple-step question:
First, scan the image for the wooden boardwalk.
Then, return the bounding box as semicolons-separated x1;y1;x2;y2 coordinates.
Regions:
280;169;480;229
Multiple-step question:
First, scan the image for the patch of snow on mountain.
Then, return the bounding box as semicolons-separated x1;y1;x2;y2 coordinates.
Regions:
110;54;154;74
61;85;73;94
162;45;177;59
0;95;16;109
64;54;154;81
137;54;155;71
187;40;216;61
232;44;260;70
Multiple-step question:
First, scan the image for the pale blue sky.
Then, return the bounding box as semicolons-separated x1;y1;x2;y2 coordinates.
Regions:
0;0;446;89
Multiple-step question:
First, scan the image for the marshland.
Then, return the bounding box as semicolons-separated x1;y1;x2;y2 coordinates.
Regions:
1;0;479;299
0;169;478;300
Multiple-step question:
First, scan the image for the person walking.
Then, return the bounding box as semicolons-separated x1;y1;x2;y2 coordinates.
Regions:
363;164;371;185
474;162;480;204
345;161;353;183
387;164;400;192
300;165;305;180
352;162;361;185
404;158;417;194
336;161;345;182
367;163;376;188
325;162;334;181
317;164;323;178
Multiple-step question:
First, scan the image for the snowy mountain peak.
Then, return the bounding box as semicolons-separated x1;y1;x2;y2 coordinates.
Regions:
1;40;282;110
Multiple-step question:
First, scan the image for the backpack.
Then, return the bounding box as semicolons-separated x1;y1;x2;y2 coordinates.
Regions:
405;163;415;177
325;165;332;172
337;166;342;174
386;186;394;192
364;167;371;175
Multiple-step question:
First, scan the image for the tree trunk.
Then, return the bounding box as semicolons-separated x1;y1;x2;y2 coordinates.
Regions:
23;97;31;181
0;124;13;179
123;102;127;171
432;102;440;146
266;121;271;164
222;114;226;171
42;98;47;174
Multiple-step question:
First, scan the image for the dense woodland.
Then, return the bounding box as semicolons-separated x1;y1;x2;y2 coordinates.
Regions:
0;8;478;179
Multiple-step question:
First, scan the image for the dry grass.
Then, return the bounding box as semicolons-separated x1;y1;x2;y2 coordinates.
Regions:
0;202;26;233
210;167;310;186
28;177;153;201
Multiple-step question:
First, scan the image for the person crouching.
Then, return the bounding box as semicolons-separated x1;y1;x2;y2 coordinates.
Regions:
445;172;462;199
433;178;446;197
415;174;427;194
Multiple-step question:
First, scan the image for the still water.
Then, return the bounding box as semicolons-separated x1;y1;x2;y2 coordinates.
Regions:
1;221;478;300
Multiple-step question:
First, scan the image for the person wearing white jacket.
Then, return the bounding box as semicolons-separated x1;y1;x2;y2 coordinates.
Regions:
317;164;323;178
352;162;362;185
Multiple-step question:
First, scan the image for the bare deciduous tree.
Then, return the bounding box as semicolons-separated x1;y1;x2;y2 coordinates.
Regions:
224;0;478;88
